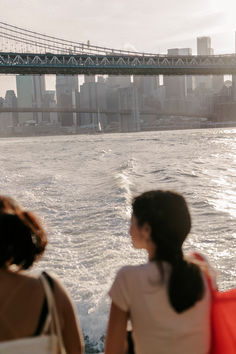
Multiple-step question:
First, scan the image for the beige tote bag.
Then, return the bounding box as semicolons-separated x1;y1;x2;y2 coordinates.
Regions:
0;273;66;354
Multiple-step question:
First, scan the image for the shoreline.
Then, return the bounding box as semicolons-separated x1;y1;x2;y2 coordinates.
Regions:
0;121;236;139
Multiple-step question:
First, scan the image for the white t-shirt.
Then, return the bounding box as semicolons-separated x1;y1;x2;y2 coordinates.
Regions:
109;260;211;354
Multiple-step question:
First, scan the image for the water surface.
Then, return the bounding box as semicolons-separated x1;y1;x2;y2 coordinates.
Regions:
0;128;235;351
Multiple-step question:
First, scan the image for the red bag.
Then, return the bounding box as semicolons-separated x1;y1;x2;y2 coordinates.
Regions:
211;288;236;354
194;253;236;354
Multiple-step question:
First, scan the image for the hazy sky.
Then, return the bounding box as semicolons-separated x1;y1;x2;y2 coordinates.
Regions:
1;0;236;96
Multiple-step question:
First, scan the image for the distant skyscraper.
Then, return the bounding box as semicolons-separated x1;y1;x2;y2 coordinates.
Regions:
16;75;45;125
4;90;18;126
56;76;78;126
197;37;212;55
106;76;131;89
133;76;160;114
0;90;18;133
118;85;139;132
32;75;45;124
164;48;193;99
133;76;158;96
212;76;224;93
168;48;192;56
79;76;107;128
232;32;236;101
196;37;214;90
84;75;96;84
16;76;34;125
42;91;58;124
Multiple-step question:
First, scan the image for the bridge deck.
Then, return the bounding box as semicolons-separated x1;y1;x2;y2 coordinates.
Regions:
1;52;236;75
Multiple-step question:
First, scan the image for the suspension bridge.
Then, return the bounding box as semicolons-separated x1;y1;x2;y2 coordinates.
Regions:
1;22;236;75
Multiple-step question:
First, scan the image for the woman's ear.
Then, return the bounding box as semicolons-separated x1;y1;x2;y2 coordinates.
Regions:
141;223;151;241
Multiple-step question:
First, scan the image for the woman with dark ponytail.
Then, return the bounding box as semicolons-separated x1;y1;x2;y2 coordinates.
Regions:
0;196;84;354
105;190;212;354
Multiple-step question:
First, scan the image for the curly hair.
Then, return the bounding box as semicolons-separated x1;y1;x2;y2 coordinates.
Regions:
0;196;47;269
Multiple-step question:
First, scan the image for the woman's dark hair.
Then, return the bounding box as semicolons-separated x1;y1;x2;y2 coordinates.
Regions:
0;196;47;269
132;190;204;313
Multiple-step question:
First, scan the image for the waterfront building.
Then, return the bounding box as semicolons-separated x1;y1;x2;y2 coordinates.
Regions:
196;37;216;90
0;90;18;134
42;90;58;124
163;48;193;115
56;75;78;127
156;85;166;110
5;90;18;126
133;76;160;111
0;97;4;134
197;37;212;55
105;76;132;131
133;76;158;96
106;76;131;89
165;48;192;98
118;85;139;132
16;75;45;125
16;75;34;125
232;32;236;101
32;75;45;124
84;75;96;84
79;76;107;130
212;76;224;94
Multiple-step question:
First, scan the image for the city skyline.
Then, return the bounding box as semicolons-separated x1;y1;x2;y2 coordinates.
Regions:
1;0;236;95
0;63;234;136
0;35;234;97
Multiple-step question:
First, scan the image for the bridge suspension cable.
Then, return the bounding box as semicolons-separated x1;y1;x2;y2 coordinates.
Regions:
0;21;156;56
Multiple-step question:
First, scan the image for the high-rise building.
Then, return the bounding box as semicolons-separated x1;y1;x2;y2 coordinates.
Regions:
79;76;107;129
16;75;45;125
4;90;18;126
197;37;212;55
164;48;192;99
232;32;236;101
105;76;131;129
106;76;131;89
42;91;58;124
32;75;45;124
133;76;162;115
0;90;18;134
84;76;96;84
56;76;78;126
133;76;158;96
196;37;216;91
16;76;34;125
212;76;224;93
168;48;192;56
118;85;139;132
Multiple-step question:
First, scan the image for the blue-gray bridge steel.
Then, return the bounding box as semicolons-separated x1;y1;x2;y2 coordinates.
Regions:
1;52;236;75
1;22;236;75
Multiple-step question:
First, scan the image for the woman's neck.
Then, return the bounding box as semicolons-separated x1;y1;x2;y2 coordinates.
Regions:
146;242;157;261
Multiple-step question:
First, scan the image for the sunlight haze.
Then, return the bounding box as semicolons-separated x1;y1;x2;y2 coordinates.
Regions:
1;0;236;96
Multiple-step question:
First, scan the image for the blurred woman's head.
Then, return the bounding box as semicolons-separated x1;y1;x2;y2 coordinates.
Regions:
131;190;191;263
0;196;47;270
131;190;204;313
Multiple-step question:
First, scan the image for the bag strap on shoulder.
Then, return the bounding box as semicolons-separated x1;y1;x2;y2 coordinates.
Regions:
40;272;66;354
193;252;215;296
